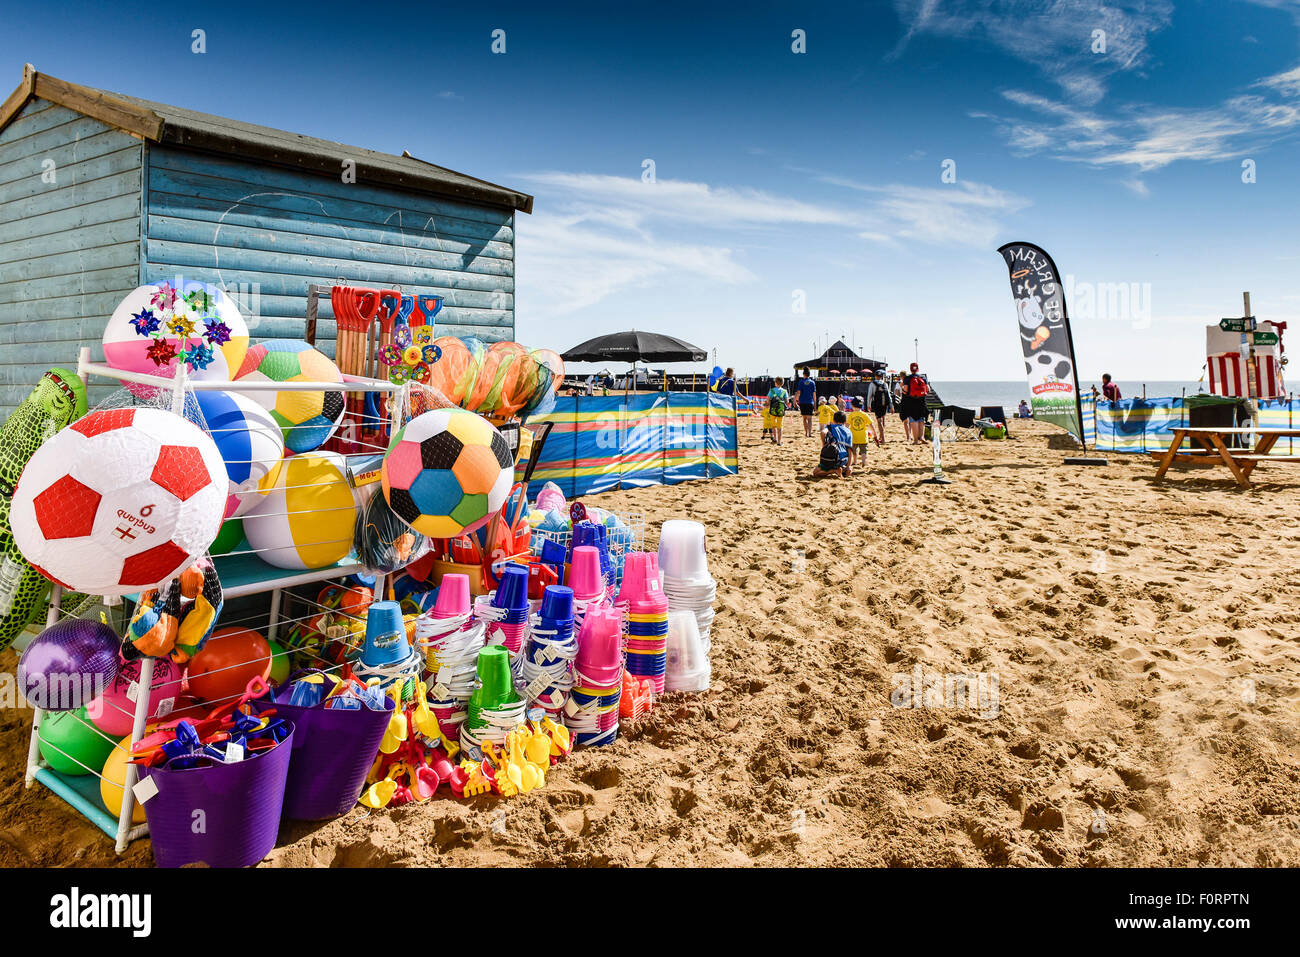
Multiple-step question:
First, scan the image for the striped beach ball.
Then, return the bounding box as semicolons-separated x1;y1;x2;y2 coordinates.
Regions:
241;451;359;569
233;340;344;453
194;390;285;519
102;282;249;392
381;409;514;539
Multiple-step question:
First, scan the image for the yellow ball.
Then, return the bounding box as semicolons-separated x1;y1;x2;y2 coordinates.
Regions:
100;735;146;824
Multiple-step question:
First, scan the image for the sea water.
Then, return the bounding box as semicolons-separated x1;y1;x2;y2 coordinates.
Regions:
930;381;1206;413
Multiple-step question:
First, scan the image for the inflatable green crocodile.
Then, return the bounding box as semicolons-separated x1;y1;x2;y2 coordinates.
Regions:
0;368;88;651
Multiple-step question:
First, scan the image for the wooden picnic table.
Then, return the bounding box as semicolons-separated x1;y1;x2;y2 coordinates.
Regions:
1152;427;1300;487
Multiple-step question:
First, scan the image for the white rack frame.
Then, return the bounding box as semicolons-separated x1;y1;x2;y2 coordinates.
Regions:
24;348;409;852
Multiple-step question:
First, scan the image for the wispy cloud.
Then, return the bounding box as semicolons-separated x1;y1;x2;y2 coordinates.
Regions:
975;70;1300;171
513;169;1028;319
514;173;857;321
814;174;1031;248
889;0;1174;104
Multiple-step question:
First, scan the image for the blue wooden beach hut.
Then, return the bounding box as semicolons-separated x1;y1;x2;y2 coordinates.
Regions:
0;65;532;414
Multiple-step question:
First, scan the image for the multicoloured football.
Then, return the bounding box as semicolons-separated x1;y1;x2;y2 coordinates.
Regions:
233;340;344;453
380;409;514;539
11;408;227;595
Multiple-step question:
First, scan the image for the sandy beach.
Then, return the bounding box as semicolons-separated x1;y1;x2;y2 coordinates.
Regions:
3;413;1299;868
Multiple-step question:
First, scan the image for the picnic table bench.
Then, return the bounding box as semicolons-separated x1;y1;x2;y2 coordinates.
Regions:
1151;426;1300;487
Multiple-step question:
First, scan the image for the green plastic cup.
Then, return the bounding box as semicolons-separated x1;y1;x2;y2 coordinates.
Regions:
468;646;518;728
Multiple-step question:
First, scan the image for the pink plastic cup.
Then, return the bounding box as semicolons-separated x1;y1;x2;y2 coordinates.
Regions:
575;607;623;684
569;546;604;601
433;574;471;619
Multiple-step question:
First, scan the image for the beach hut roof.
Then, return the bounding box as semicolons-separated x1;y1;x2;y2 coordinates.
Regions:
0;64;533;213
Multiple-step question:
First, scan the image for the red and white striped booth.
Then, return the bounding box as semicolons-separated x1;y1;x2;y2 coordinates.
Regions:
1206;322;1286;399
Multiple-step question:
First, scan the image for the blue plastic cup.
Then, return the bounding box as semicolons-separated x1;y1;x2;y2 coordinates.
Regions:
359;601;410;667
540;585;575;622
494;565;530;611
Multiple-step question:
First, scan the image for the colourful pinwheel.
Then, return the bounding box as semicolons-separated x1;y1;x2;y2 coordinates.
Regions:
380;316;441;384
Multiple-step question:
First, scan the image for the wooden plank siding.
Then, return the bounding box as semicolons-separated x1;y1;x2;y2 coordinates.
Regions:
0;98;142;415
143;146;516;360
0;99;518;419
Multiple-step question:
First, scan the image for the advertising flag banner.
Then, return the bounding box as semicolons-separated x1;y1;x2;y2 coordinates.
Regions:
997;242;1085;444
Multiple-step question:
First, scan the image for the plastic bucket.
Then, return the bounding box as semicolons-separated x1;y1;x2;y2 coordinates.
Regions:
265;686;395;820
139;722;294;868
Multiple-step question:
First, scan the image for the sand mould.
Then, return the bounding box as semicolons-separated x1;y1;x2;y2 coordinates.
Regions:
2;416;1299;867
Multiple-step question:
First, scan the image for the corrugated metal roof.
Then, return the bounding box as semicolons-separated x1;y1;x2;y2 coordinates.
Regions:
0;65;532;213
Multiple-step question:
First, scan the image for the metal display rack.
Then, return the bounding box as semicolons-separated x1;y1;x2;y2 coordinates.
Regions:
24;348;409;852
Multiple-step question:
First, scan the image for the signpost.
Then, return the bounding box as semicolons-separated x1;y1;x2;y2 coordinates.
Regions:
1252;331;1279;346
1219;316;1257;333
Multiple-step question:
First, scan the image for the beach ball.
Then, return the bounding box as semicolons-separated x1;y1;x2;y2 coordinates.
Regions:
210;517;244;556
102;282;248;393
11;408;227;596
101;735;147;824
242;451;359;569
85;656;184;737
38;707;116;776
17;618;121;712
184;626;271;703
381;409;514;539
194;390;285;518
233;340;344;452
266;639;291;685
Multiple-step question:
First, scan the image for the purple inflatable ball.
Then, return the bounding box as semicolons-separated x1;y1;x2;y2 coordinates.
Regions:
17;619;122;712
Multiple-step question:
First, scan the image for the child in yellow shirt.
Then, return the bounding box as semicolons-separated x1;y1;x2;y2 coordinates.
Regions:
846;397;872;467
816;397;835;439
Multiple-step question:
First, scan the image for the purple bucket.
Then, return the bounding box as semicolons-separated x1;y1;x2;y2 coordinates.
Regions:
266;685;395;820
140;723;293;868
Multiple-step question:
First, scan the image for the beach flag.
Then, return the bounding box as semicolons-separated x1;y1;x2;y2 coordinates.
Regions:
996;242;1085;445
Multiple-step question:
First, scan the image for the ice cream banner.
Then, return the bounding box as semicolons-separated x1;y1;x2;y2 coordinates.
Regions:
997;241;1085;445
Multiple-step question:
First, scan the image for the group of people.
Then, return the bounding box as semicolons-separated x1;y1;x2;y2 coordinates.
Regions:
760;364;934;477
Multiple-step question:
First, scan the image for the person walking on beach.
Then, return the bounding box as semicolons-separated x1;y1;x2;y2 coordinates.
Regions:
716;367;736;397
1101;373;1121;402
767;377;790;445
900;362;929;445
795;369;818;438
867;373;890;445
846;398;872;468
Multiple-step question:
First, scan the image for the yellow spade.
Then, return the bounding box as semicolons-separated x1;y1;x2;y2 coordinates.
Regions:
379;685;408;754
360;777;397;808
523;725;552;772
506;728;542;793
412;680;442;740
541;716;571;756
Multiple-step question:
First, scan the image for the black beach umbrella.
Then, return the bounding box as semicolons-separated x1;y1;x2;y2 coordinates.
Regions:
561;331;708;364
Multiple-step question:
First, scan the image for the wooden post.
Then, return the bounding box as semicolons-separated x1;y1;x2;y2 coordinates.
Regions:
1245;291;1259;437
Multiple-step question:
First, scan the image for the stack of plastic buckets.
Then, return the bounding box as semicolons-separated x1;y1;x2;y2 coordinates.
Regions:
462;645;526;753
518;585;578;720
566;606;623;746
571;521;614;593
665;609;710;692
353;600;422;698
617;552;669;694
474;564;530;653
417;573;486;746
569;545;608;631
659;520;717;653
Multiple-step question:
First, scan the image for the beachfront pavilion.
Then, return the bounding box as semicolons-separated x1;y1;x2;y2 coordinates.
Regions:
793;340;886;379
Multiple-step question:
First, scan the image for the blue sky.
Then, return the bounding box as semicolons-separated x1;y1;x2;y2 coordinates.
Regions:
4;0;1299;381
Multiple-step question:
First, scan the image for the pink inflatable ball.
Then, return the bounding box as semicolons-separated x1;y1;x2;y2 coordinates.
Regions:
85;656;185;737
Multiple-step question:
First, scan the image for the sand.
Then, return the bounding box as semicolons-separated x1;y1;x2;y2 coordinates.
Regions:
3;413;1300;867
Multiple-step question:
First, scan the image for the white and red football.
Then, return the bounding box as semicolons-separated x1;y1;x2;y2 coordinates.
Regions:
11;407;227;596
